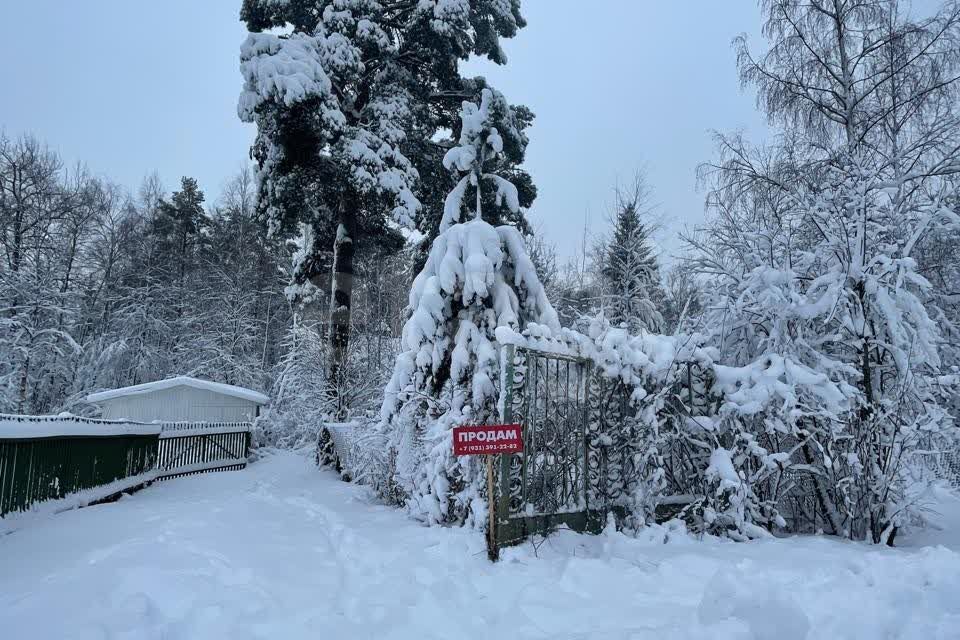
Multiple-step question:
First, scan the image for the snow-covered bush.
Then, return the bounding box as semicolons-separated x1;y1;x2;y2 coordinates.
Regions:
691;150;960;541
255;319;334;450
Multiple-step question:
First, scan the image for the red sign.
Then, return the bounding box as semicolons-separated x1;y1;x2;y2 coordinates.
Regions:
453;424;524;456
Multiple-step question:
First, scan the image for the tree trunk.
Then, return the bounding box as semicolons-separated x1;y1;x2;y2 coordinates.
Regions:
17;351;31;414
801;441;845;536
328;194;357;419
855;280;890;542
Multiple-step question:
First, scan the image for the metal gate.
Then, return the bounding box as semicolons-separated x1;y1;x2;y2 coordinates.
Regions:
156;423;251;479
496;345;604;545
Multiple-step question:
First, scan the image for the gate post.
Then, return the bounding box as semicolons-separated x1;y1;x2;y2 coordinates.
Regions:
494;344;517;555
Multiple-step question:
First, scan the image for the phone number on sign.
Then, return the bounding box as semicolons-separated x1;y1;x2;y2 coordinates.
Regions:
459;443;521;454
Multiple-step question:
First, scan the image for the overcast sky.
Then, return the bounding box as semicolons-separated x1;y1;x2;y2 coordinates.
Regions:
0;1;768;262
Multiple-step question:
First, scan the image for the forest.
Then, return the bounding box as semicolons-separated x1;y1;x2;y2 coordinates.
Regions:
3;0;960;546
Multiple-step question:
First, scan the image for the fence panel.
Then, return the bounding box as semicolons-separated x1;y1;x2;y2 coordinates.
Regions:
156;422;251;479
0;415;160;518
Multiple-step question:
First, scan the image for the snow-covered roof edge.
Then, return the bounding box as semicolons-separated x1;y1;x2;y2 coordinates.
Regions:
85;376;269;405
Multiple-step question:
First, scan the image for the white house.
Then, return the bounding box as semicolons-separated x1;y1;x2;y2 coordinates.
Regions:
86;377;269;423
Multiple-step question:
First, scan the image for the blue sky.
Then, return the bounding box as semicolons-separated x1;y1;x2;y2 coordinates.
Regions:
0;1;767;261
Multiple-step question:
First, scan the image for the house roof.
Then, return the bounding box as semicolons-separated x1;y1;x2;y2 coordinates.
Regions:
85;376;269;405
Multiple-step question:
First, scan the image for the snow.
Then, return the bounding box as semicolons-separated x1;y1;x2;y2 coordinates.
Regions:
159;423;251;439
487;173;519;212
0;469;158;535
238;32;333;120
85;376;269;405
706;447;740;485
900;483;960;552
697;565;811;640
439;174;471;231
3;449;960;639
0;413;161;438
157;459;247;477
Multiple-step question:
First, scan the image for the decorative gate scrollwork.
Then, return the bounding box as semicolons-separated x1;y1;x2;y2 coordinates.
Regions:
497;344;602;545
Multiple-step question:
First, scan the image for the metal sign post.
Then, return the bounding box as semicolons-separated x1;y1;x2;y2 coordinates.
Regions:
486;453;497;561
452;423;523;562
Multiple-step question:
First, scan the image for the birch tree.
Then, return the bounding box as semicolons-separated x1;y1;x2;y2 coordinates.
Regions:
695;0;960;542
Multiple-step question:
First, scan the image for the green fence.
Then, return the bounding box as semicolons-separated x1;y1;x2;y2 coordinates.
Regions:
0;415;160;518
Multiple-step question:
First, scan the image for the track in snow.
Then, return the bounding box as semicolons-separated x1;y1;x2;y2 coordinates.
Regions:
2;450;960;639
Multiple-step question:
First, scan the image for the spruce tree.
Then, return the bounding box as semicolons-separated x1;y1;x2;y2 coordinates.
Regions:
601;181;664;333
380;89;557;525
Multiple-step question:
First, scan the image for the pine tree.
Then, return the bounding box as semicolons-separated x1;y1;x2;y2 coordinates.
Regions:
238;0;532;415
380;89;556;525
152;177;208;289
600;178;664;333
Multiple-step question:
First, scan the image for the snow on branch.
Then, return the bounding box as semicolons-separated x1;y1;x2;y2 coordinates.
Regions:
238;33;334;121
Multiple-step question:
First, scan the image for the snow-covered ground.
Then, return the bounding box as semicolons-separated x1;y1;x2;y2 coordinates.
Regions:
2;451;960;639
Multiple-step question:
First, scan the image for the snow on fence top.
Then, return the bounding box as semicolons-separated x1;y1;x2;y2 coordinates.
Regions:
158;422;251;438
85;376;269;405
0;414;162;439
495;321;712;385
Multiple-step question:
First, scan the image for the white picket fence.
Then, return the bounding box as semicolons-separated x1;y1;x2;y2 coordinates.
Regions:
157;422;251;479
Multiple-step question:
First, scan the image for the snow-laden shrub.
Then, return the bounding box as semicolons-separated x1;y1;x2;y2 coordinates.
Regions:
318;421;394;487
499;316;829;541
694;152;960;542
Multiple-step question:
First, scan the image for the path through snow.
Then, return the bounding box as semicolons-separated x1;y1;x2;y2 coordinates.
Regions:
2;450;960;639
